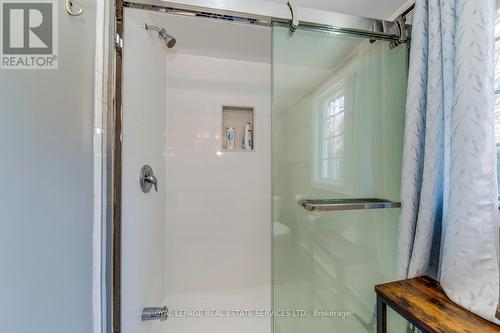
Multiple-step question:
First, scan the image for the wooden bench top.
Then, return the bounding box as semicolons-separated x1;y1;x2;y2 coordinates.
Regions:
375;275;500;333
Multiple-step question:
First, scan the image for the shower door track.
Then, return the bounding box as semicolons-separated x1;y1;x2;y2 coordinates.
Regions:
109;2;413;333
122;1;411;42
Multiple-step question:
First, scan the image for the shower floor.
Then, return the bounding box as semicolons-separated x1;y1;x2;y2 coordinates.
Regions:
162;286;271;333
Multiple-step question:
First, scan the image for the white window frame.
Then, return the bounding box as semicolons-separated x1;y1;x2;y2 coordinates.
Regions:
315;81;345;186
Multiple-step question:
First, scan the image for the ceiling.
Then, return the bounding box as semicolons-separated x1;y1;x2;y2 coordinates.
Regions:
264;0;411;21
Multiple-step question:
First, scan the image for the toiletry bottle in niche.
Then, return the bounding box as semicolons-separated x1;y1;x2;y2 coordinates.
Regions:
226;127;235;150
243;122;253;150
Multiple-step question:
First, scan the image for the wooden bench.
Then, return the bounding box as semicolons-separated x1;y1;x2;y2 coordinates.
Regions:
375;275;500;333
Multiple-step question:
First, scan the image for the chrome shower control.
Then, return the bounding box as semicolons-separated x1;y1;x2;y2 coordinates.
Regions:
142;306;168;321
140;165;158;193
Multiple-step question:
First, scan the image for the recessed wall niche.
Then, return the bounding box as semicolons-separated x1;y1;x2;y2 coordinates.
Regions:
222;106;254;151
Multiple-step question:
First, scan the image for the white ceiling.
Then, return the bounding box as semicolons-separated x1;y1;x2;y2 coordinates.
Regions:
263;0;412;21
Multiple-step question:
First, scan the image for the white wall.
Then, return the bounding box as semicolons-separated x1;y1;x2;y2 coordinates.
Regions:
0;2;96;333
120;9;271;333
164;13;272;333
121;8;168;333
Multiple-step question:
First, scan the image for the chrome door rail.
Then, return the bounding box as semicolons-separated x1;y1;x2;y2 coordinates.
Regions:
300;199;401;212
123;1;409;43
123;2;271;26
271;20;401;42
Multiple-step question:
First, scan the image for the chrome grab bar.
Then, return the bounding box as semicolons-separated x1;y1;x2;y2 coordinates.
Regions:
299;198;401;212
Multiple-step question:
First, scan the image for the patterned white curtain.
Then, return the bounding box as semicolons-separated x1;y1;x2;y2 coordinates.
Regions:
398;0;500;323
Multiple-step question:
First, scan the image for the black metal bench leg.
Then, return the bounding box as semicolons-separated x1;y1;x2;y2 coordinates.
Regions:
377;294;387;333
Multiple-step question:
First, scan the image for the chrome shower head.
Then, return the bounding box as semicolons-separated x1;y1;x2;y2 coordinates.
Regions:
158;28;176;48
145;23;176;48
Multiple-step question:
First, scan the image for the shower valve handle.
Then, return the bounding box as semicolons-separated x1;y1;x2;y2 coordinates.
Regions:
140;165;158;193
145;174;158;192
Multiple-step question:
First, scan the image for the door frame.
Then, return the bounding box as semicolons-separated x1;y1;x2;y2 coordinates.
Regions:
111;2;124;333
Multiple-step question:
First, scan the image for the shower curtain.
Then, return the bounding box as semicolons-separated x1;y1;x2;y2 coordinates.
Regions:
398;0;500;324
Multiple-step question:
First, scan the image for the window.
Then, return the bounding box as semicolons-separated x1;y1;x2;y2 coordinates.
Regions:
495;10;500;193
317;88;345;184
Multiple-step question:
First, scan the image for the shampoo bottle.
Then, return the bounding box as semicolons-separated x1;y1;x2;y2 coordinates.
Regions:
243;122;253;150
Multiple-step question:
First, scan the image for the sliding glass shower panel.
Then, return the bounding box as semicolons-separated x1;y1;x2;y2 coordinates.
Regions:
272;25;408;333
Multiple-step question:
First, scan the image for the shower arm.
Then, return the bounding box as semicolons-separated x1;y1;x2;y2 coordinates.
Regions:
145;23;167;39
144;23;177;48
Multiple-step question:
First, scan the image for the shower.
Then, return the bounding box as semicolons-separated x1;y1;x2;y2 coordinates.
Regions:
145;23;176;48
118;6;410;333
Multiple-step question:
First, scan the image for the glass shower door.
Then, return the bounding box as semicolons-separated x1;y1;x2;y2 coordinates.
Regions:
272;25;408;333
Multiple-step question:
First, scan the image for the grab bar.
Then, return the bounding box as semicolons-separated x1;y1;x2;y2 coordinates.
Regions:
299;198;401;212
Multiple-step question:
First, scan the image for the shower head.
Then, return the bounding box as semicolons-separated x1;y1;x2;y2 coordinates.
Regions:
145;23;176;48
158;29;176;48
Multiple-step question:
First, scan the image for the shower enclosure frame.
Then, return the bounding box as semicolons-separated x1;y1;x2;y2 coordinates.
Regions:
107;2;413;332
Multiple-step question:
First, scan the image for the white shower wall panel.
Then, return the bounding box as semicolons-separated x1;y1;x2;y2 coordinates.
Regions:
122;8;168;333
164;17;272;333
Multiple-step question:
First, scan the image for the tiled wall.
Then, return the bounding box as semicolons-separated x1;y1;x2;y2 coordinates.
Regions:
121;8;168;333
163;16;272;333
121;9;272;333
